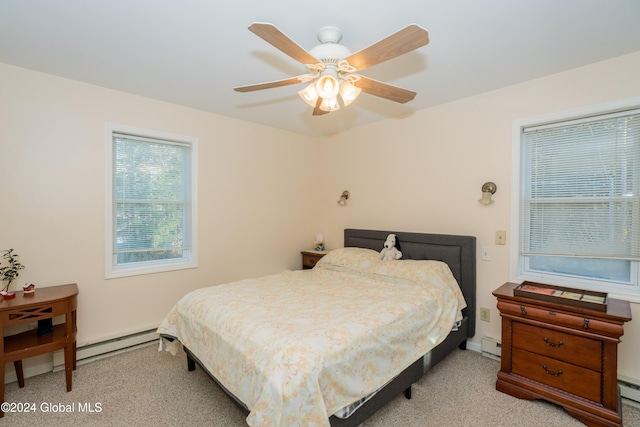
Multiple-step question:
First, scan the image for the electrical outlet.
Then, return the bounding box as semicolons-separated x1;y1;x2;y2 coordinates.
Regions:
480;307;491;322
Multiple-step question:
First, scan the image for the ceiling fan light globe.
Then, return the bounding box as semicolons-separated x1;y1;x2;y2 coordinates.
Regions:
319;96;340;112
339;82;361;106
298;83;319;107
315;74;340;99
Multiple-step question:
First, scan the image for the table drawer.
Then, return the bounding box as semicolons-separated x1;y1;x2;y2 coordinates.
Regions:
497;300;621;337
512;322;602;371
512;348;601;402
1;299;71;326
302;254;321;268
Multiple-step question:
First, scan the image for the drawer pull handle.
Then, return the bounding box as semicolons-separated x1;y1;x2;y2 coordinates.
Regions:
548;311;556;316
520;305;527;315
543;337;564;348
583;318;590;329
542;365;563;377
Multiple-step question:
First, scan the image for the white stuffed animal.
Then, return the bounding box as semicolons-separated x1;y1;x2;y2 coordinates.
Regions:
380;233;403;260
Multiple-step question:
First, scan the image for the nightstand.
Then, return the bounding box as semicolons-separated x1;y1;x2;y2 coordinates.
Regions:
301;250;328;269
1;283;78;417
493;282;631;427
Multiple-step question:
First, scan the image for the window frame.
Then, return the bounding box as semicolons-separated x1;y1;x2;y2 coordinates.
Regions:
510;97;640;302
105;123;198;279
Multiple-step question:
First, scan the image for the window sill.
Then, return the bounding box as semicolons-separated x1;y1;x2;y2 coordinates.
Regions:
106;261;197;279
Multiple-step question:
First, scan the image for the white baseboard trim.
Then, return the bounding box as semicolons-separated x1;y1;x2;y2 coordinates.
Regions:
4;328;159;384
52;328;159;370
619;375;640;406
480;336;501;361
466;340;481;353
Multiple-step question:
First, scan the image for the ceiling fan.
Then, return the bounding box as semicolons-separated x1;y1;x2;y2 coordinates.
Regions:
233;23;429;116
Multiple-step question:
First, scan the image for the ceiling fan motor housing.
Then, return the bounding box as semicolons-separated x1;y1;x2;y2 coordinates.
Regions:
310;26;352;65
317;26;342;43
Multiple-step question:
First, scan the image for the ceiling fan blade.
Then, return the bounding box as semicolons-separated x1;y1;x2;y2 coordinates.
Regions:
354;76;417;104
249;22;319;65
312;98;330;116
344;24;429;71
234;75;309;92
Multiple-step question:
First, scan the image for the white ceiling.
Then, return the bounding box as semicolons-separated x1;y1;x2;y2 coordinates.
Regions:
1;1;640;137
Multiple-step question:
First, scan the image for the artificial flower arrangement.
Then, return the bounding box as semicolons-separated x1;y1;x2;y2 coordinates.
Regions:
0;248;25;299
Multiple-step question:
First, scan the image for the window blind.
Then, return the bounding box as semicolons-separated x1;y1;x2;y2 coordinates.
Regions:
521;109;640;260
113;134;191;264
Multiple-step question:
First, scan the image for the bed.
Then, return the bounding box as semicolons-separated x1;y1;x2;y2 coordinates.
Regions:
158;229;476;426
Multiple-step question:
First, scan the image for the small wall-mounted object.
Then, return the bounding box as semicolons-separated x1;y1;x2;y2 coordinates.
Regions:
337;190;350;206
479;182;497;205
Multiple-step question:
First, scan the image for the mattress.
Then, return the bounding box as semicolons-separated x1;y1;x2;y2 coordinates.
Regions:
157;247;466;427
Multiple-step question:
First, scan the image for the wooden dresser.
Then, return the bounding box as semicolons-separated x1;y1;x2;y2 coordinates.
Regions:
493;282;631;427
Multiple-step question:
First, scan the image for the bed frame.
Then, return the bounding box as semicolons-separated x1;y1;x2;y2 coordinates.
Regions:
181;228;476;427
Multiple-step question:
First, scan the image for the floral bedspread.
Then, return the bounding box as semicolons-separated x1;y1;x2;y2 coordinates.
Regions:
157;248;466;427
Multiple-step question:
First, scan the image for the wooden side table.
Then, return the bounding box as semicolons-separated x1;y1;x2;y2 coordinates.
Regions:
493;282;631;427
301;250;328;269
0;283;78;417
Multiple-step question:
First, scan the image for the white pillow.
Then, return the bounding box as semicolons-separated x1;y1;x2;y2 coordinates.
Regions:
314;247;379;273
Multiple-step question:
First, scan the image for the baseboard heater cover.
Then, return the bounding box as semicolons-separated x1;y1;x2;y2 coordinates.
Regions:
619;377;640;406
53;328;158;369
481;336;501;361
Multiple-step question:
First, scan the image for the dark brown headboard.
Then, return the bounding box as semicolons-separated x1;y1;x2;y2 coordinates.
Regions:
344;229;476;338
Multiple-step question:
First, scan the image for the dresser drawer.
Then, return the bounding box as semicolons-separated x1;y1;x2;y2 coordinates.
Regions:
497;300;622;337
512;322;602;371
512;348;602;402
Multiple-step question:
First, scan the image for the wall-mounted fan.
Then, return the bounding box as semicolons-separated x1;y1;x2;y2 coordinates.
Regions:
234;23;429;116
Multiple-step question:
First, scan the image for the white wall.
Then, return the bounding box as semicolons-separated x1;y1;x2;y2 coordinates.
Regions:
319;51;640;381
0;62;319;345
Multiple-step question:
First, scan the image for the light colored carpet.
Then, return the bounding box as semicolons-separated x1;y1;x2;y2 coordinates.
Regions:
3;344;639;426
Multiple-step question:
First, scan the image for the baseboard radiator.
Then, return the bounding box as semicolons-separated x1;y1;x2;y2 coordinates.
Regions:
52;328;159;370
481;336;501;361
619;377;640;407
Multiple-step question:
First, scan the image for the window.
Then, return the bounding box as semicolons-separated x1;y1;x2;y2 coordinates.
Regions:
105;124;197;278
512;99;640;299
